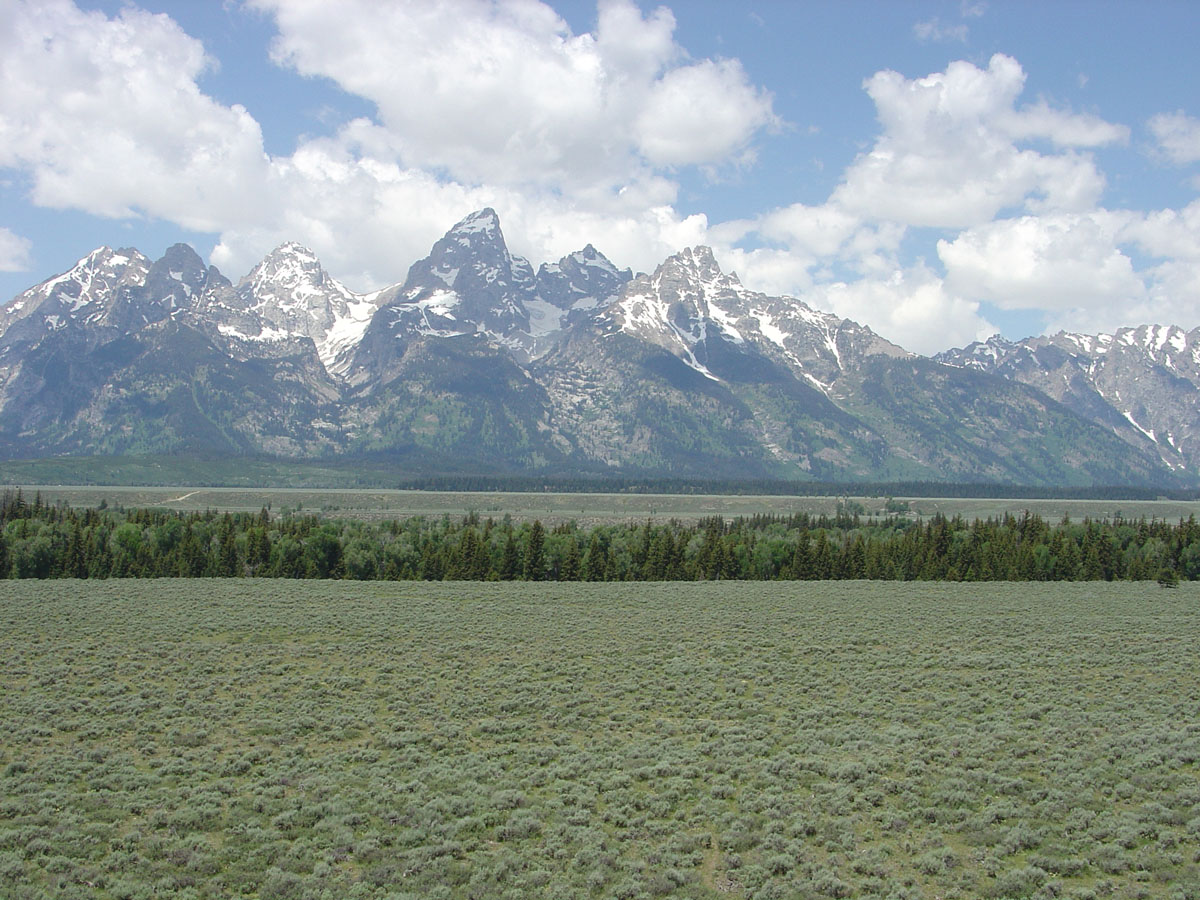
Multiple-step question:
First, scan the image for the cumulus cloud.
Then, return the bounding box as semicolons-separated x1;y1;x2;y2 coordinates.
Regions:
804;265;996;356
635;59;778;167
934;204;1200;336
1149;111;1200;165
938;212;1145;310
830;55;1124;228
756;203;863;259
712;54;1143;350
0;228;32;272
0;0;270;231
250;0;776;188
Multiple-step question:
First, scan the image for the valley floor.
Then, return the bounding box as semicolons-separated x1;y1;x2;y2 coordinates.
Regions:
12;483;1200;525
1;581;1197;898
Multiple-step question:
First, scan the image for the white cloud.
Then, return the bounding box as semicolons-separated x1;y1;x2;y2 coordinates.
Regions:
249;0;775;188
1122;199;1200;262
938;213;1145;311
1148;111;1200;165
0;227;32;272
934;204;1200;336
756;203;862;259
634;59;777;167
831;55;1123;228
715;54;1142;352
1001;101;1129;147
805;265;996;356
715;245;816;298
0;0;270;231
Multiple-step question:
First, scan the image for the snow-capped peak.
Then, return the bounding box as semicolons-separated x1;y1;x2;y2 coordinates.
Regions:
608;244;904;385
271;240;319;260
569;244;620;272
221;244;382;375
448;207;502;239
376;208;533;342
239;242;348;304
1;245;152;331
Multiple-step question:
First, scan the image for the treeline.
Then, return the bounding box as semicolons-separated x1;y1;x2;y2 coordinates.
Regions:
1;489;1197;583
369;476;1197;501
9;453;1197;498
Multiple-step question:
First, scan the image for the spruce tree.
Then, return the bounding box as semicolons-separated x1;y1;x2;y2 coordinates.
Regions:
523;520;546;581
500;531;520;580
582;533;606;582
560;537;581;581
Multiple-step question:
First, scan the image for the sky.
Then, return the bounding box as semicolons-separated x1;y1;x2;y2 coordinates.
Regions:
1;0;1199;355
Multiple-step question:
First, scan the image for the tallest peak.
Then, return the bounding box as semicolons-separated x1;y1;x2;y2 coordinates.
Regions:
449;208;501;236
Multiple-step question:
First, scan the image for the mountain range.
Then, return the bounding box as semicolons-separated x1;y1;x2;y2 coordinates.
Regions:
0;208;1194;487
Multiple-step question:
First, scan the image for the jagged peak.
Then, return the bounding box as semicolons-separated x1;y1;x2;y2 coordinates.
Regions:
654;245;741;288
243;242;327;286
979;333;1020;350
448;207;502;237
11;245;151;304
157;242;205;262
263;241;320;262
567;244;623;271
148;243;208;280
67;245;149;273
79;245;114;264
1041;324;1195;358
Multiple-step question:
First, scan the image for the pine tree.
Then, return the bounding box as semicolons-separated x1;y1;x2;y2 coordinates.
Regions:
582;533;606;582
559;537;581;581
523;520;546;581
790;532;814;580
500;531;520;580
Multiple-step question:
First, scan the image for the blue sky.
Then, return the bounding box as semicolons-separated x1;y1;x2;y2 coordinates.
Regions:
1;0;1198;353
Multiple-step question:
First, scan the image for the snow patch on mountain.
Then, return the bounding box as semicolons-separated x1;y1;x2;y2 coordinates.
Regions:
525;299;566;338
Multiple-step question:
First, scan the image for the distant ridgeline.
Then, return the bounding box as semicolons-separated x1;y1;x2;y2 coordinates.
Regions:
0;490;1194;583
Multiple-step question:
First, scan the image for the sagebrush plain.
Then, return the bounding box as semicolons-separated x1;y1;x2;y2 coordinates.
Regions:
2;581;1198;899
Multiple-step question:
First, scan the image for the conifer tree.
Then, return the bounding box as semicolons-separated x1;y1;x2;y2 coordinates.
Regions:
523;520;546;581
500;531;520;580
582;532;606;582
559;536;581;581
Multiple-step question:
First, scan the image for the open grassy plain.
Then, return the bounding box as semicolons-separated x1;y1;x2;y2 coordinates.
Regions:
13;484;1200;525
2;581;1198;899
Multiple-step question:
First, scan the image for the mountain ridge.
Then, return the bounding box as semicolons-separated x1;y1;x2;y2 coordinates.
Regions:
0;210;1192;487
937;325;1200;475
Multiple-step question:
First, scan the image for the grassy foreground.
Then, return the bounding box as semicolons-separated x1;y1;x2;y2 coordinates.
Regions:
1;581;1198;900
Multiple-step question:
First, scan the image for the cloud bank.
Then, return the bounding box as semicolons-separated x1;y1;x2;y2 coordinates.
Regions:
1;0;1199;354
